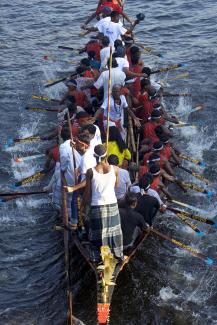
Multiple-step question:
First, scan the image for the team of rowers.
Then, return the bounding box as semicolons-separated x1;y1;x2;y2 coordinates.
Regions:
42;0;186;263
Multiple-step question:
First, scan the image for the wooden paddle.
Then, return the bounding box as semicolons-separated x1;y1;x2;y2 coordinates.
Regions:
150;228;214;265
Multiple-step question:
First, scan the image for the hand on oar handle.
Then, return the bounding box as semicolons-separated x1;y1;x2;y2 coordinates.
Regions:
64;186;75;193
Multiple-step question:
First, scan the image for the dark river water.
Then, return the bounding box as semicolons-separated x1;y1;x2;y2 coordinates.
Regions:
1;0;217;324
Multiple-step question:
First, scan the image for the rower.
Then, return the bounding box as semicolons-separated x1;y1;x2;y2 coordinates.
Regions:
81;124;102;152
159;134;181;166
142;109;164;144
82;144;124;263
119;192;148;254
135;175;160;226
107;154;131;200
114;46;148;79
59;79;90;109
143;141;176;177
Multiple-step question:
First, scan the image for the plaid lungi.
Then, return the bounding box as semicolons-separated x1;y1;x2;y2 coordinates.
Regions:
89;203;123;262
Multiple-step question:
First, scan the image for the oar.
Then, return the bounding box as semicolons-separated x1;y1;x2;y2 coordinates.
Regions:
151;63;186;75
58;46;75;51
179;153;205;167
0;191;47;204
167;206;217;228
172;123;197;128
163;93;191;97
134;41;162;58
181;182;212;197
170;199;207;215
5;134;47;147
13;153;45;163
177;165;209;184
0;190;47;197
165;72;190;82
32;95;60;103
11;169;47;188
169;210;204;236
44;76;68;88
25;106;59;112
150;228;213;265
43;54;77;65
178;105;204;118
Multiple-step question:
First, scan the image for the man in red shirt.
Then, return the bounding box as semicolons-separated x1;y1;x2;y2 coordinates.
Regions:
59;79;90;109
137;86;159;122
143;109;164;143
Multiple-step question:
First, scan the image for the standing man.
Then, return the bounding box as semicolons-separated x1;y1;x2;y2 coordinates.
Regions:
94;84;141;139
82;144;123;263
59;127;81;228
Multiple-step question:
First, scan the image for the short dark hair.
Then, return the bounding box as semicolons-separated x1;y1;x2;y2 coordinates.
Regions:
77;133;90;145
61;126;71;141
111;11;119;18
107;154;119;166
102;36;110;47
81;124;96;135
142;67;151;76
80;58;90;67
140;78;151;89
125;192;138;207
107;57;118;68
76;111;90;119
66;95;76;104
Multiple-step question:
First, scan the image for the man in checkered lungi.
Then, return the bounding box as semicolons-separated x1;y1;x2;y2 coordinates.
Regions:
82;144;123;263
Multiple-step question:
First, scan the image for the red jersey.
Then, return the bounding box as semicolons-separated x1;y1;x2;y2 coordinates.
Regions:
143;121;159;143
161;144;171;160
86;41;101;61
51;146;59;162
70;90;87;108
96;2;122;14
130;65;142;97
150;176;161;193
139;165;149;178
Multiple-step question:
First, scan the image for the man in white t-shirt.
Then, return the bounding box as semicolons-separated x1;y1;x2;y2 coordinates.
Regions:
100;36;113;71
108;154;131;200
81;124;102;153
59;128;81;226
94;57;126;100
85;11;139;46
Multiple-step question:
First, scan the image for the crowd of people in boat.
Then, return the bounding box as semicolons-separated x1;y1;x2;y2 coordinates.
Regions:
43;0;184;263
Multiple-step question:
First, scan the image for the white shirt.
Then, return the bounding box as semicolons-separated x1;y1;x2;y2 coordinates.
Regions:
79;148;97;181
89;125;102;152
98;20;127;46
100;46;112;71
116;57;129;71
59;140;81;186
101;95;128;121
94;67;126;100
95;16;123;31
115;168;131;199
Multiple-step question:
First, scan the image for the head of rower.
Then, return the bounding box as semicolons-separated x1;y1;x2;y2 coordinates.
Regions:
112;84;122;100
75;134;90;155
110;10;120;23
81;124;97;141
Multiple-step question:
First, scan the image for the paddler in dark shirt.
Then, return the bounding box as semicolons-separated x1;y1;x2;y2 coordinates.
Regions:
135;175;160;226
119;192;148;253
